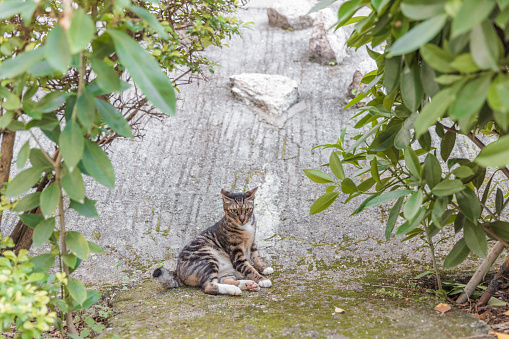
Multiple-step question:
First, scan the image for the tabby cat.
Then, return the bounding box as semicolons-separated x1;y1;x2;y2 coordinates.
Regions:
153;187;274;295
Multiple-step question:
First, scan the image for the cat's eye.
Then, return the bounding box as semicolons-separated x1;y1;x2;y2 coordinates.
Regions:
231;209;237;214
245;208;251;212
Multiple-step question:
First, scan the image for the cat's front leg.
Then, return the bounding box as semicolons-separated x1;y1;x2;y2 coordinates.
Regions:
231;252;272;288
250;242;274;276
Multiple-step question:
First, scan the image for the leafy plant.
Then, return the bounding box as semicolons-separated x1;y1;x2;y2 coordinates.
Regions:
306;0;509;291
0;0;246;335
0;236;61;339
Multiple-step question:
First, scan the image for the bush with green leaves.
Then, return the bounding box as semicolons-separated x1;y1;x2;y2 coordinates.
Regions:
0;0;246;335
0;235;60;339
306;0;509;289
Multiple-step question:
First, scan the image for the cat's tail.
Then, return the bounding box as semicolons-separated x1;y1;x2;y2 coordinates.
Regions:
152;267;181;289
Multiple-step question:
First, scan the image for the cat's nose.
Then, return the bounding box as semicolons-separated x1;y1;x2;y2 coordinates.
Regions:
239;216;246;222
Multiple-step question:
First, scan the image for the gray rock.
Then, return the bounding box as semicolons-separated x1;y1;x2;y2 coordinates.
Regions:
309;8;347;65
230;73;299;117
347;59;378;103
267;0;315;30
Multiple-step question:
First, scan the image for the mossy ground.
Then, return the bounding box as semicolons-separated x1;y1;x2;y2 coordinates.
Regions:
99;257;489;339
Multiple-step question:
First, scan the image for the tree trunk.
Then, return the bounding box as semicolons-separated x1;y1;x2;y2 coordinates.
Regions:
9;176;50;253
0;130;15;187
477;256;509;306
0;129;16;230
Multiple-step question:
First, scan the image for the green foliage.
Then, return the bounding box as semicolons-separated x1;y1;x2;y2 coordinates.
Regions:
307;0;509;283
0;236;61;339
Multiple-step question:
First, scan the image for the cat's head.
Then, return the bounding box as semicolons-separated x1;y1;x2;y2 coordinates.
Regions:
221;187;258;226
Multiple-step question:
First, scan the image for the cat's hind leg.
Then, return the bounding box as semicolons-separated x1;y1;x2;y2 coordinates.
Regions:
219;275;260;292
200;265;242;296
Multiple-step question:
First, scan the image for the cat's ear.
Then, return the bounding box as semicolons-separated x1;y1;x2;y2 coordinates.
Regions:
245;187;258;200
221;189;234;204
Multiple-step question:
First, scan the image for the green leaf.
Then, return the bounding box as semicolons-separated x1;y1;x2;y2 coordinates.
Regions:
4;93;21;110
449;73;492;120
463;219;487;258
19;213;44;228
388;14;447;57
107;29;176;115
345;121;384;153
69;197;98;218
81;139;115;188
68;10;95;54
90;58;121;93
362;189;412;210
470;21;501;71
454;212;466;233
80;290;101;310
130;6;169;40
40;183;60;218
420;61;440;97
30;91;69;115
0;47;45;80
496;188;504;215
452;166;475;178
13;192;40;212
420;44;455;73
395;208;426;236
488;221;509;242
329;152;345;180
443;238;470;269
383;56;401;94
341;178;358;194
431;179;465;196
456;188;481;221
424;153;442;189
451;0;496;38
67;277;87;305
415;89;456;138
386;196;404;240
400;63;424;113
32;217;55;248
307;0;337;14
337;0;363;26
17;141;30;169
476;134;509;168
404;189;423;220
66;231;90;260
61;165;85;203
0;111;14;129
309;192;339;215
404;146;421;179
441;131;456;162
400;2;445;20
62;253;77;269
76;89;96;131
370;158;381;184
29;253;56;273
5;166;43;198
450;53;480;73
394;127;411;149
303;169;335;184
59;120;84;172
88;241;106;254
0;0;37;20
94;98;133;138
44;24;70;74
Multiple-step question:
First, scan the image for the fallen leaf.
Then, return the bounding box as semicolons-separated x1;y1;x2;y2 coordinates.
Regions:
434;303;451;315
503;310;509;316
335;307;345;314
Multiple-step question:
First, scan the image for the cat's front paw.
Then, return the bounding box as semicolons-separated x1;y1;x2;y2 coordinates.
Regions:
262;267;274;275
238;280;260;292
258;279;272;288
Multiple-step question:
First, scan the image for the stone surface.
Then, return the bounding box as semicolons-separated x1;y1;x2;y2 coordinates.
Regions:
230;73;300;123
267;0;314;30
346;59;378;102
309;8;348;65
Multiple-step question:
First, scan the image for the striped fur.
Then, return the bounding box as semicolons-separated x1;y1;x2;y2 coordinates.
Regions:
153;187;273;295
